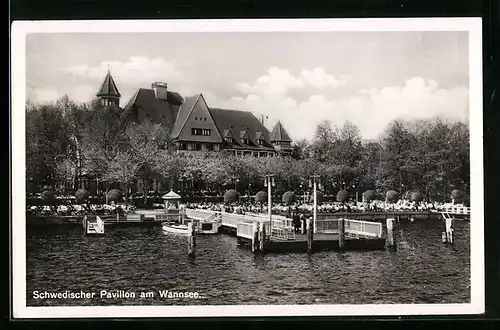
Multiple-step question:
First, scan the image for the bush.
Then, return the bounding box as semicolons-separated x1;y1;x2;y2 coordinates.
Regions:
41;190;55;205
107;189;123;202
362;190;375;202
386;190;399;202
336;190;349;203
411;191;423;202
75;188;90;203
309;191;323;205
255;191;267;204
451;189;464;201
224;189;239;203
282;191;297;205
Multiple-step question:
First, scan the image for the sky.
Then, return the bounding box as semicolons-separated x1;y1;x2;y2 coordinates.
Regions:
25;31;470;141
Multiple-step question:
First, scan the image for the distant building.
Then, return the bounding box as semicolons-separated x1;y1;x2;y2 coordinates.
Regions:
97;72;293;156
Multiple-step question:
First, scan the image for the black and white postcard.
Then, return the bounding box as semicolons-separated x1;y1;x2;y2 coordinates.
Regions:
11;18;484;318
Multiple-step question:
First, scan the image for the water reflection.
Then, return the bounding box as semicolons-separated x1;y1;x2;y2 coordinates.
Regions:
26;219;470;306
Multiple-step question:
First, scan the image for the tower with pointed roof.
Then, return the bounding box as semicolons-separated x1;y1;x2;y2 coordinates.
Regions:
270;120;292;155
97;71;121;107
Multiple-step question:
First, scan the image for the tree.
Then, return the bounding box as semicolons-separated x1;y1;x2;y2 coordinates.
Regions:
80;99;125;187
124;118;171;202
26;101;72;191
103;151;141;205
311;120;335;163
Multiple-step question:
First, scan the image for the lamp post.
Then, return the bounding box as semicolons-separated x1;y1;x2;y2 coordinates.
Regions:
310;175;320;234
264;174;275;224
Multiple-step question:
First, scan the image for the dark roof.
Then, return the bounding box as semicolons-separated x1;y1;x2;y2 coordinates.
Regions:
170;94;201;139
269;120;292;142
255;131;264;140
121;88;181;129
209;107;275;150
97;72;121;98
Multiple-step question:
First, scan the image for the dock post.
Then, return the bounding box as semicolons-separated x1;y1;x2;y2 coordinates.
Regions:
307;217;313;252
386;218;396;251
252;221;259;252
444;217;454;244
259;221;265;252
187;222;196;258
338;218;345;250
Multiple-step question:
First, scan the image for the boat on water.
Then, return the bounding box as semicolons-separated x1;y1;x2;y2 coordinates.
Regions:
83;215;105;236
162;223;190;235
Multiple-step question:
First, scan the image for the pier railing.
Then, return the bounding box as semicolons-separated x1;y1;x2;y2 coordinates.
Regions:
317;218;382;238
344;219;382;238
442;206;470;215
237;222;254;239
270;218;296;240
186;208;218;221
316;219;339;233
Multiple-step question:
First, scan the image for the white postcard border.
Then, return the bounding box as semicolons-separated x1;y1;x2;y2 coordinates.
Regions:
11;18;484;318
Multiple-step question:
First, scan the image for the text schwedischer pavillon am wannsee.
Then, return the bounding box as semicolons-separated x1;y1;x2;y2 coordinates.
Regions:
32;290;200;300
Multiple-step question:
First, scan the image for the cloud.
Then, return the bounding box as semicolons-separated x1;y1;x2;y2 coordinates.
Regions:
210;76;469;141
234;67;349;96
300;68;350;90
235;67;306;95
61;56;183;84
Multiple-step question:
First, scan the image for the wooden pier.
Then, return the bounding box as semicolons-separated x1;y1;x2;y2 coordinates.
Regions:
184;209;387;253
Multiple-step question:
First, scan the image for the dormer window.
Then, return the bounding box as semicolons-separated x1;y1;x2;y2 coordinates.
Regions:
257;139;264;145
224;137;233;144
242;138;250;145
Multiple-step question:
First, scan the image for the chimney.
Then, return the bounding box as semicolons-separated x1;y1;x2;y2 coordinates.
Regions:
152;82;168;100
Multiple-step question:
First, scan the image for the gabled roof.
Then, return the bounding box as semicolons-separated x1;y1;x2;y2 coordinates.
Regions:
209;108;275;150
240;130;251;139
269;120;292;142
255;131;264;140
223;127;234;138
97;71;121;97
121;88;181;129
170;94;201;139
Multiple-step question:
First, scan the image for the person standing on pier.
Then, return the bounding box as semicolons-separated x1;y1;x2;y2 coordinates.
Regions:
292;211;301;234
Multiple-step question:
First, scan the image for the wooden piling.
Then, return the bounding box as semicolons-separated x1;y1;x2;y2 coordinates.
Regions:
187;222;196;258
252;221;259;252
338;218;345;250
386;218;396;250
259;221;265;252
306;217;313;252
444;217;454;244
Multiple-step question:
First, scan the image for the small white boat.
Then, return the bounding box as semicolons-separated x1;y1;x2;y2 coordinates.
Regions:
162;223;190;235
83;215;105;236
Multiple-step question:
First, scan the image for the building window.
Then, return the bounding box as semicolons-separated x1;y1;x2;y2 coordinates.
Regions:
242;138;249;144
192;128;211;136
195;117;198;120
205;143;213;151
193;143;202;151
178;142;187;150
204;118;207;121
257;139;264;145
224;137;233;144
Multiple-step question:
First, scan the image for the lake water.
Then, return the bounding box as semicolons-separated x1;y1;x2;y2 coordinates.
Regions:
26;218;470;306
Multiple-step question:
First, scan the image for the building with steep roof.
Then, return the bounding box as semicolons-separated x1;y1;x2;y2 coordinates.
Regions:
97;71;121;107
96;73;293;156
